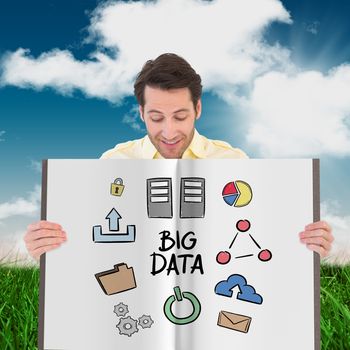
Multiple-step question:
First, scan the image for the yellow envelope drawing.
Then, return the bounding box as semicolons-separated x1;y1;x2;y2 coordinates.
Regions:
217;310;252;333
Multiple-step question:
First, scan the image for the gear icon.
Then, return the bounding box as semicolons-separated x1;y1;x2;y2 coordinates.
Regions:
116;316;139;337
114;302;129;317
138;315;154;329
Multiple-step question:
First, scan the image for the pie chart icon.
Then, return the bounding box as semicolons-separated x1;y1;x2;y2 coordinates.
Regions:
222;181;252;207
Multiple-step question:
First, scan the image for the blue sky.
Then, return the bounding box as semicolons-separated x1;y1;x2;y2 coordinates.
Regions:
0;0;349;263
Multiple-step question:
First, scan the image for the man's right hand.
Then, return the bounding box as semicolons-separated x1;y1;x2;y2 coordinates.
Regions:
24;220;67;261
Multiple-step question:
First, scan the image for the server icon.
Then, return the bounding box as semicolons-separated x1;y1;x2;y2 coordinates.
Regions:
180;177;205;218
147;178;173;218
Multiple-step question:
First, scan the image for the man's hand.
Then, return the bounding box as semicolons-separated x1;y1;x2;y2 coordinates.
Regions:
299;220;334;258
24;220;67;261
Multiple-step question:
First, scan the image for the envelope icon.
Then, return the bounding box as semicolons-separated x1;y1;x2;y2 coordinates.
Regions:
217;310;251;333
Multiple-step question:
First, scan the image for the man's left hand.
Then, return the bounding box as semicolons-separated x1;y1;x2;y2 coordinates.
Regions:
299;220;334;258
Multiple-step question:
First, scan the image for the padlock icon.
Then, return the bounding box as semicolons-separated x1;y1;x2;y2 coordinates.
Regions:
110;178;125;196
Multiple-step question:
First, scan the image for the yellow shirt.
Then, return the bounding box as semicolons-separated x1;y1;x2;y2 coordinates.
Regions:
101;129;248;159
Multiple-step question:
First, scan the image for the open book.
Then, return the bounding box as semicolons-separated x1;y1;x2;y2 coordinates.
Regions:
39;159;320;350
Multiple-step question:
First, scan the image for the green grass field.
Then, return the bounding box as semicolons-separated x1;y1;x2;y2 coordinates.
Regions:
0;265;349;349
0;266;39;349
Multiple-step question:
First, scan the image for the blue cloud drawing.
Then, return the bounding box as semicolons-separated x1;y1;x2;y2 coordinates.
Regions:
215;274;263;305
215;274;246;297
237;285;263;304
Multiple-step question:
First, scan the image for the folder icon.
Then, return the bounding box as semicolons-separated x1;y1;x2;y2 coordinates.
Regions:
95;263;137;295
217;310;252;333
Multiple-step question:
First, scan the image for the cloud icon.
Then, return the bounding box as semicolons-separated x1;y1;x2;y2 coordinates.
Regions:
215;274;263;305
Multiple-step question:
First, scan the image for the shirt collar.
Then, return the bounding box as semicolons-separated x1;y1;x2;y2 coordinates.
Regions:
185;128;206;159
142;133;159;159
141;128;206;159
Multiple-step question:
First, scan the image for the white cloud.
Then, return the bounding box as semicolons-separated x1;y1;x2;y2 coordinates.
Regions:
0;130;5;142
0;230;36;266
30;159;42;173
0;183;41;264
0;185;41;222
305;21;320;35
122;105;145;132
0;0;292;103
245;65;350;157
321;200;350;266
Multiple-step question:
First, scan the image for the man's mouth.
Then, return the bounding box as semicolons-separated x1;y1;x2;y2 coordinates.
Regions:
161;140;180;146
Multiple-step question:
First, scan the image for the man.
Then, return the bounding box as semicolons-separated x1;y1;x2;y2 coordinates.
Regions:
24;53;334;260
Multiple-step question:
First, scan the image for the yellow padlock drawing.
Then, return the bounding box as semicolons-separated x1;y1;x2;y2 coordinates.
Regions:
110;178;125;196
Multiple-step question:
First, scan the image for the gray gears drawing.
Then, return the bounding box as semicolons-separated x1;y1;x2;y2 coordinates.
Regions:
116;316;139;337
113;303;154;336
114;302;129;317
138;315;154;329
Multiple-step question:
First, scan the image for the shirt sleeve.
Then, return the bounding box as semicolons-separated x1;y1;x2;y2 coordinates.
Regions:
208;139;249;159
100;141;135;159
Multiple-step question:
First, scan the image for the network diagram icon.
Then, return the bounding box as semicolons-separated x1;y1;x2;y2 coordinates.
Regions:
216;220;272;265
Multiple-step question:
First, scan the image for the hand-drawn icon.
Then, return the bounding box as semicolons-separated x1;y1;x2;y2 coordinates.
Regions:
216;219;272;263
147;178;173;218
236;219;251;232
138;315;154;329
180;177;205;218
222;180;252;207
215;274;263;305
110;178;125;196
95;263;137;295
116;316;139;337
93;208;136;243
114;302;129;317
217;310;252;333
258;249;272;262
216;251;231;264
164;286;201;325
113;303;154;336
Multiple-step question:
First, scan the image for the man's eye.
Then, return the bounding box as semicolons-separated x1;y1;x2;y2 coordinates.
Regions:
151;118;162;122
175;116;187;121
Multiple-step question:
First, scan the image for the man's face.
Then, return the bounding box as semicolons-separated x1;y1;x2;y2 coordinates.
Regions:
139;85;201;159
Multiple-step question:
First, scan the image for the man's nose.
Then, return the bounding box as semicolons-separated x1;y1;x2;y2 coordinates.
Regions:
162;119;177;139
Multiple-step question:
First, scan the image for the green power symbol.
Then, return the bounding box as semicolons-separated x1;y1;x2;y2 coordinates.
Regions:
163;286;201;325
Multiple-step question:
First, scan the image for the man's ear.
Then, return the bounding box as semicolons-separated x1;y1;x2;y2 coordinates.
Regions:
139;105;144;122
195;99;202;120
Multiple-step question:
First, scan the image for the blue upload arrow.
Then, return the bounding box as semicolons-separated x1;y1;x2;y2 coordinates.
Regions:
92;208;136;243
106;208;122;231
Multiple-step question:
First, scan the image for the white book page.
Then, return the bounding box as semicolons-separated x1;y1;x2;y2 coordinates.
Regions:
41;159;317;350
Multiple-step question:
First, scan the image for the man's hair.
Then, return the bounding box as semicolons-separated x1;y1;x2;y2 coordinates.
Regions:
134;53;202;112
